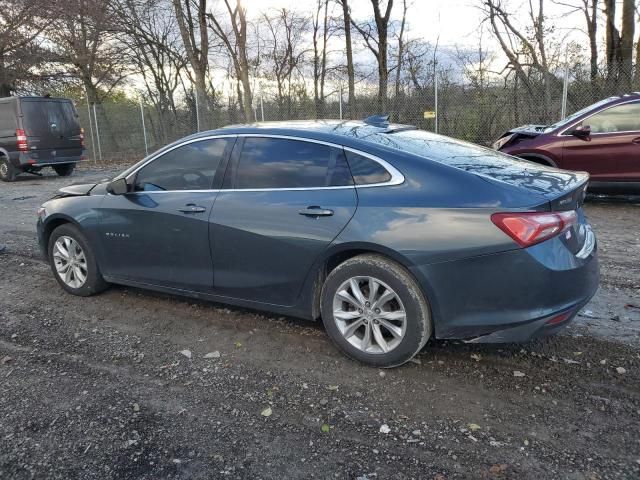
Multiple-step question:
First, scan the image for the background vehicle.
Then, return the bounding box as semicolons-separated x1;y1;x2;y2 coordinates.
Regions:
36;119;599;367
494;93;640;193
0;96;85;182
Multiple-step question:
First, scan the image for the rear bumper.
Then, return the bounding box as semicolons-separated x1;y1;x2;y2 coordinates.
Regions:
16;151;85;167
411;235;599;343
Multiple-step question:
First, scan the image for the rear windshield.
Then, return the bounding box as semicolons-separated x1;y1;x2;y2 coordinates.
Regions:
360;128;530;171
357;129;584;195
21;100;79;136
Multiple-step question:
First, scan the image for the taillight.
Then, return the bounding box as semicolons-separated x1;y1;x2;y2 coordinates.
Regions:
80;127;85;148
491;211;578;247
16;129;28;152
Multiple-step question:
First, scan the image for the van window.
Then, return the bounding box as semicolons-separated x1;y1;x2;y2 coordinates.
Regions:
21;100;79;136
0;103;16;131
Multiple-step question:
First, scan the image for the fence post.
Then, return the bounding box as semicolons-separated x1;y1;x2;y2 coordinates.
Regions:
561;51;569;120
260;95;265;122
139;100;149;157
92;103;103;162
194;93;201;132
434;71;439;134
84;89;97;165
339;86;343;120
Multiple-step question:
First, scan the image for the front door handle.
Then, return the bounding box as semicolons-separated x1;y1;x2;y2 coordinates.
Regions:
632;137;640;145
298;206;334;217
179;204;207;214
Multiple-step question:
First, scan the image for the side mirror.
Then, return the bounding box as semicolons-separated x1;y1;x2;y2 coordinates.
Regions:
571;124;591;138
106;177;129;195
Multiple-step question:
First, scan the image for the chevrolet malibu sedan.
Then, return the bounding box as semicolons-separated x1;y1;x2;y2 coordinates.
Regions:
36;119;599;367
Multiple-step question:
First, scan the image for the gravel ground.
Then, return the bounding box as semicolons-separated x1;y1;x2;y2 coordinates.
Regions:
0;167;639;479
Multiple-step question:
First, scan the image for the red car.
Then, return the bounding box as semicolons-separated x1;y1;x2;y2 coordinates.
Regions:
494;93;640;193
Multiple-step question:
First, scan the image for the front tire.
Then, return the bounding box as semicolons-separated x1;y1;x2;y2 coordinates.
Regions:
53;163;75;177
48;224;109;296
321;254;432;367
0;157;17;182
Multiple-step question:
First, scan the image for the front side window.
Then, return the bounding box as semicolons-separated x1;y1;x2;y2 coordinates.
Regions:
134;138;232;191
234;137;353;189
582;102;640;133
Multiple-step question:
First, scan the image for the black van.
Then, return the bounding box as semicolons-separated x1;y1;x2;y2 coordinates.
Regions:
0;96;85;182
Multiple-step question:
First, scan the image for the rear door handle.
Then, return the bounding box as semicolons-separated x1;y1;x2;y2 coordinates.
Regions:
178;204;207;213
298;206;334;217
632;137;640;145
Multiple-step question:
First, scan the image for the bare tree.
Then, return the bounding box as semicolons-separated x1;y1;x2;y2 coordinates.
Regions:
261;8;308;118
208;0;253;121
115;0;188;142
312;1;330;118
48;0;128;104
393;0;407;99
351;0;394;112
619;0;635;88
337;0;356;117
172;0;209;120
553;0;598;82
603;0;636;88
481;0;561;119
0;0;53;96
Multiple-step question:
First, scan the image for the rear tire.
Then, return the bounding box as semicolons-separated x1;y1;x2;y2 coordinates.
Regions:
48;224;109;296
53;163;75;177
0;157;17;182
320;254;432;368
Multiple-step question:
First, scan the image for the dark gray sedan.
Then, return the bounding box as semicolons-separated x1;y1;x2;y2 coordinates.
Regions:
36;119;599;367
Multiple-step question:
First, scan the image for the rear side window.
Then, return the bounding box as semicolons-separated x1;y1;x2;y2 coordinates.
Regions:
345;151;391;184
21;100;79;136
584;102;640;133
134;138;233;191
0;102;16;131
234;137;353;189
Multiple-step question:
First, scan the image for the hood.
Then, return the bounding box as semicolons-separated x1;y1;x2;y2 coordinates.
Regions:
506;124;548;136
56;182;98;197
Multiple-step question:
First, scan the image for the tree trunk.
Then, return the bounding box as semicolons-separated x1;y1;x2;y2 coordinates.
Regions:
620;0;635;88
588;0;598;82
341;0;356;118
604;0;620;83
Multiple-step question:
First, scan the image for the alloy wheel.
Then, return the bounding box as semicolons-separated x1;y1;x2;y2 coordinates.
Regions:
53;236;88;289
332;276;407;354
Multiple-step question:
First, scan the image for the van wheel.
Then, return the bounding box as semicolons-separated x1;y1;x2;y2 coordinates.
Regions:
0;158;17;182
53;163;75;177
320;254;432;368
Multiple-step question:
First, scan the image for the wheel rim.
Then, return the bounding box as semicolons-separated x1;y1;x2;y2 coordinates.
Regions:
0;162;7;177
332;276;407;354
53;236;88;289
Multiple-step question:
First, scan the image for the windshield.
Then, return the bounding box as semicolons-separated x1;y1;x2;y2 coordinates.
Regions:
545;97;617;131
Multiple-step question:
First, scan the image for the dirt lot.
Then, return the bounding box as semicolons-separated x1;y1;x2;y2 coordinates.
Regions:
0;167;639;479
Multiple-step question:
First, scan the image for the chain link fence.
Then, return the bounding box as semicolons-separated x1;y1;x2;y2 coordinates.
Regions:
77;75;634;164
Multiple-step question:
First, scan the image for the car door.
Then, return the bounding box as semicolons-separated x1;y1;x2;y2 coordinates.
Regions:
562;101;640;181
209;136;358;306
97;136;235;291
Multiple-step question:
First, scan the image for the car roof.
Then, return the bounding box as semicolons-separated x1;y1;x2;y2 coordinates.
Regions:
0;96;73;104
183;119;418;150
